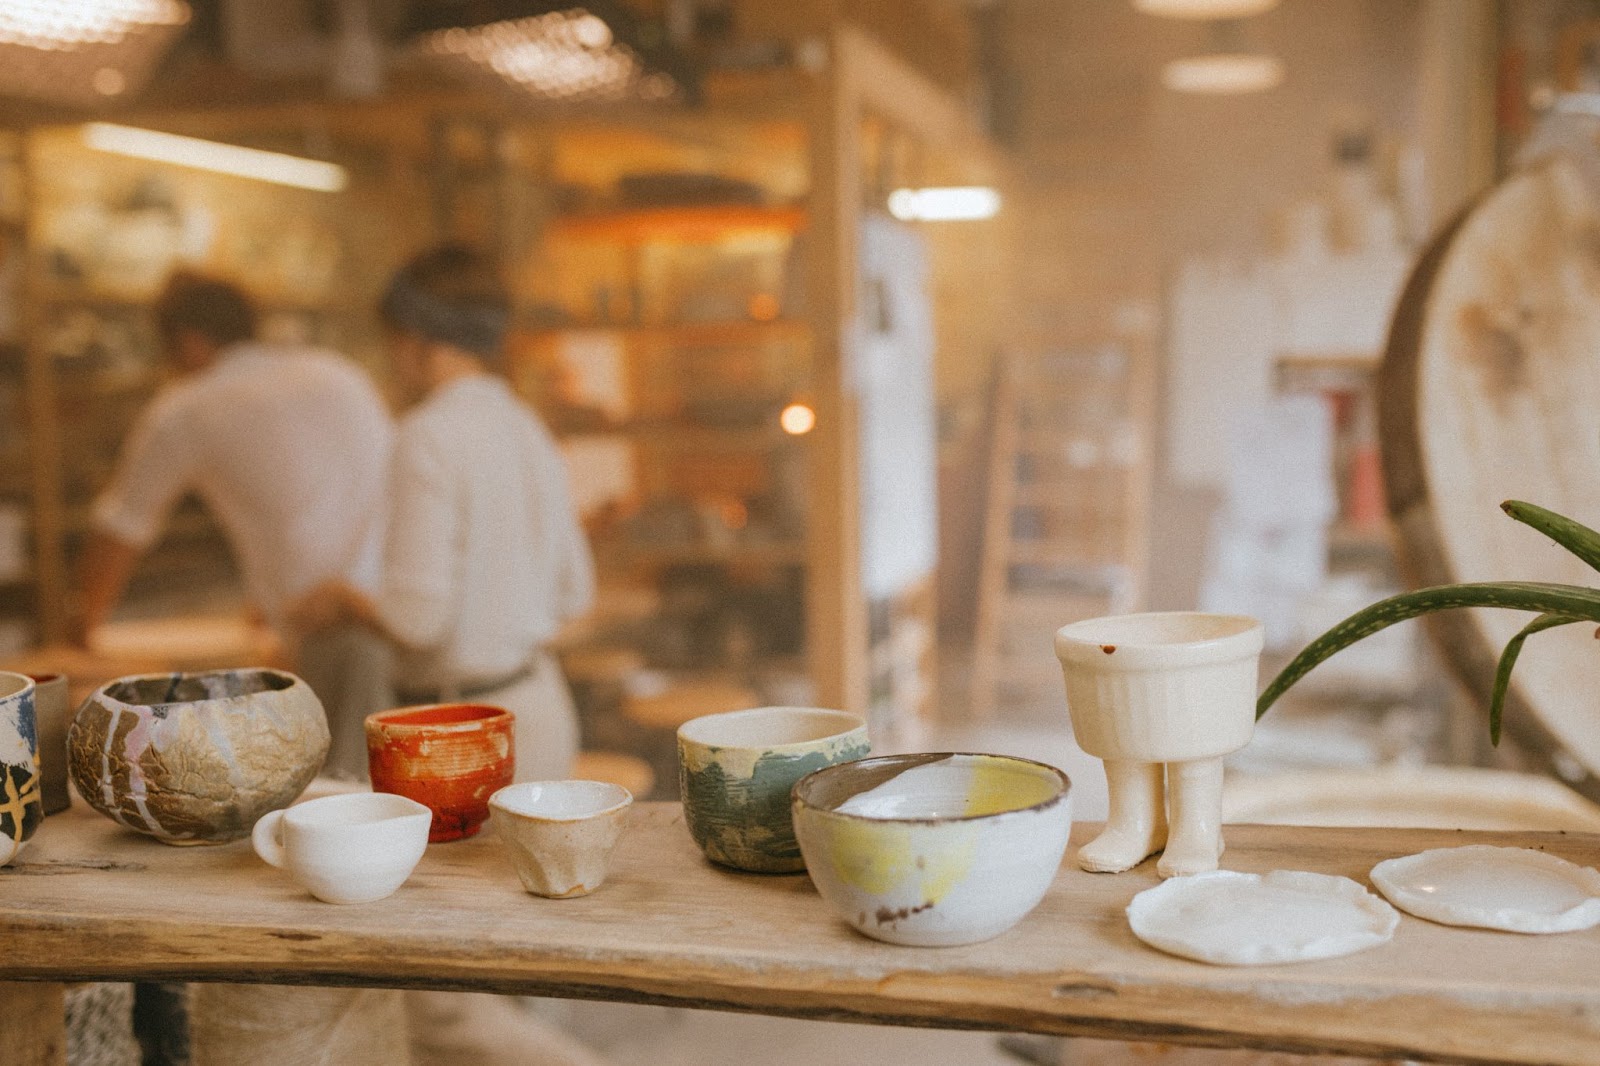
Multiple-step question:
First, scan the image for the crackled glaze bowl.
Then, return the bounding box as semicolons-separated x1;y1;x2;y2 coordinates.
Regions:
679;706;868;873
792;753;1073;946
69;669;329;845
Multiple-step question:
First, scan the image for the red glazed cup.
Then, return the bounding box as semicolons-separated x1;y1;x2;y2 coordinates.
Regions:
365;704;515;842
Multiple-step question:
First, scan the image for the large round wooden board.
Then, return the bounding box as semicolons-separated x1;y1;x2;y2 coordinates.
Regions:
1381;159;1600;800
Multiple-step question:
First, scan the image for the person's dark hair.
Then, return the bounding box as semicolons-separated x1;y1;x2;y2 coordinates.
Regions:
154;270;258;348
379;244;511;362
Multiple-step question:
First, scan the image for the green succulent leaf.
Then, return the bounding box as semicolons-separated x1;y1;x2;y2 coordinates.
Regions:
1257;581;1600;720
1489;612;1583;746
1500;500;1600;574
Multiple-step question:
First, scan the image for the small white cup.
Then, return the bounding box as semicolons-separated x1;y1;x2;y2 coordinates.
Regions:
252;792;432;904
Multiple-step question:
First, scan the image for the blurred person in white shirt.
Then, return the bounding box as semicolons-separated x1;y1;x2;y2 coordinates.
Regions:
291;247;603;1066
292;244;595;783
75;270;395;775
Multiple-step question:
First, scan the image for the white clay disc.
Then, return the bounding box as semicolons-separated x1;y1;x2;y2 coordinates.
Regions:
1369;845;1600;934
1126;870;1400;966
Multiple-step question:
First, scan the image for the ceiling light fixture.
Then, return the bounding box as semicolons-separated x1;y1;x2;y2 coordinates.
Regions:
408;2;694;103
1163;52;1283;93
1134;0;1279;18
1161;18;1283;95
0;0;190;108
82;124;349;192
887;186;1002;222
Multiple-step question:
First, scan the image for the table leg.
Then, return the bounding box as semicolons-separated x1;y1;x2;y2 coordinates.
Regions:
0;982;66;1065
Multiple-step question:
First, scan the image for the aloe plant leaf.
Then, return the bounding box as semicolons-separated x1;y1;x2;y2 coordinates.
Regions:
1257;581;1600;719
1501;500;1600;574
1489;612;1582;746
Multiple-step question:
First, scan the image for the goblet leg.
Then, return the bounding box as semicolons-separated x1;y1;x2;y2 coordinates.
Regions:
1077;759;1167;873
1158;756;1226;878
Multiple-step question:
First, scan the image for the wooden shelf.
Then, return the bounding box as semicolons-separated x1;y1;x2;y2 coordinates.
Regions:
527;319;810;346
35;283;349;316
600;540;806;568
560;421;791;449
549;204;807;244
3;805;1598;1064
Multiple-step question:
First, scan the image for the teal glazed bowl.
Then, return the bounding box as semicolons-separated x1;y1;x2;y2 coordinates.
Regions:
678;706;869;873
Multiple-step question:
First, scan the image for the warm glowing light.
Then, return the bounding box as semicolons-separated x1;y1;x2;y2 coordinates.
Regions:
887;186;1001;222
82;124;348;192
1133;0;1279;18
780;403;816;436
0;0;189;50
747;293;781;321
421;8;674;102
1162;53;1283;94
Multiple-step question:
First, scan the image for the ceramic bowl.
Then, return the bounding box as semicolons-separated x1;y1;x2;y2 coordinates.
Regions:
490;780;633;898
27;673;71;815
68;669;330;845
0;672;40;866
678;706;869;873
366;703;514;842
792;753;1072;946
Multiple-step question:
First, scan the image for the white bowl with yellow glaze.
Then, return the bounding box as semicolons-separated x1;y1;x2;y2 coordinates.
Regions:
792;753;1072;946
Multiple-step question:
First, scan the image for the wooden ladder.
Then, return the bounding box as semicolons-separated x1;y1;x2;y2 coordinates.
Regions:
971;348;1154;720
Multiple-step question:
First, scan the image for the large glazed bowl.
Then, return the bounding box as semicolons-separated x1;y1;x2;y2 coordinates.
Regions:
793;753;1072;946
69;669;329;845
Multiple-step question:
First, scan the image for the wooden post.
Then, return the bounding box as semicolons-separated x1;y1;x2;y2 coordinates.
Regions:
0;983;66;1065
18;130;68;644
805;29;869;716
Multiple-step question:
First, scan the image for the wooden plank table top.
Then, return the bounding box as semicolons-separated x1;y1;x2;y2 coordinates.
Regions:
1;802;1598;1065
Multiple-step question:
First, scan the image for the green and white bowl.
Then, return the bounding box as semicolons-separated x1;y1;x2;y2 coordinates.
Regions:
793;753;1073;946
678;706;868;873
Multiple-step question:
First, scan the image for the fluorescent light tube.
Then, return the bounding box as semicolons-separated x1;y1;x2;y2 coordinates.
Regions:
887;187;1001;222
82;123;348;192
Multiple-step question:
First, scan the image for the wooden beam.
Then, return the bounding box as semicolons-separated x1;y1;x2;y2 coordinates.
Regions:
18;132;68;645
804;30;869;716
0;983;66;1066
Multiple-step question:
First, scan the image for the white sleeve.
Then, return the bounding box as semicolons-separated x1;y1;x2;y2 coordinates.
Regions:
376;425;460;650
90;396;195;549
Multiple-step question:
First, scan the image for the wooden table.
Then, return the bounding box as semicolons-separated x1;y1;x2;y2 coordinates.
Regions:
2;803;1597;1065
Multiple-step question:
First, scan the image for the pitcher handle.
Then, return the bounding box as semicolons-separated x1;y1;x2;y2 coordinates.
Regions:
251;809;288;868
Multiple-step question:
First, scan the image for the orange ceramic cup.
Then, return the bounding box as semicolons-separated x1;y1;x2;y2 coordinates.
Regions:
365;704;515;842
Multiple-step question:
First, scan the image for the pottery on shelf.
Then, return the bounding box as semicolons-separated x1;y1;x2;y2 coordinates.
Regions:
1126;869;1399;966
252;791;432;905
490;780;633;898
1370;846;1600;934
366;703;514;843
28;673;71;815
1055;612;1263;878
678;706;869;873
0;671;41;867
792;752;1073;946
68;669;330;845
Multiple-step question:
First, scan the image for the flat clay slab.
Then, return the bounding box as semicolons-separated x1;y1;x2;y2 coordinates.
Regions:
1126;870;1399;966
1369;845;1600;934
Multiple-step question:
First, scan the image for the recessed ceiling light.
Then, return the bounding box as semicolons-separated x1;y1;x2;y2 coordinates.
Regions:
1162;52;1284;94
1134;0;1279;18
887;187;1002;222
